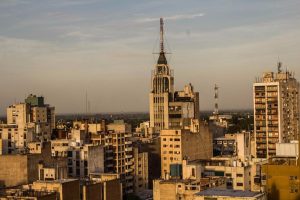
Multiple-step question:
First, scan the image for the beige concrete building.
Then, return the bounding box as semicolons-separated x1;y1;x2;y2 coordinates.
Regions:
31;179;80;200
83;173;122;200
254;65;300;159
0;142;67;188
135;121;151;138
6;103;30;126
68;144;105;179
149;18;200;135
153;161;225;200
0;124;35;154
51;140;105;179
213;132;252;162
197;157;252;191
133;147;148;193
1;95;55;154
160;127;212;179
91;120;135;194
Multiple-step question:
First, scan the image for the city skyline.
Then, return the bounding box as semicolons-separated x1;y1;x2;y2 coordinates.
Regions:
1;0;300;115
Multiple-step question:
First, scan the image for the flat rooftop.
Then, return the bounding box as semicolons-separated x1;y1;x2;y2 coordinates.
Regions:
35;179;78;184
195;189;263;197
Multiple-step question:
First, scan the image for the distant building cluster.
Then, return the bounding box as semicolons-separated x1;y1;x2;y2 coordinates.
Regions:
0;18;300;200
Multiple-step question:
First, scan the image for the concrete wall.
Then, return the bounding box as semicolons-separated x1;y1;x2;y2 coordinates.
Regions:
0;142;65;187
104;179;122;200
83;182;103;200
32;179;80;200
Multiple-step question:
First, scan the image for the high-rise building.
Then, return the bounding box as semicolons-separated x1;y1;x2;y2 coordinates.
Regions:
90;120;135;194
149;18;174;134
149;18;199;135
254;63;300;159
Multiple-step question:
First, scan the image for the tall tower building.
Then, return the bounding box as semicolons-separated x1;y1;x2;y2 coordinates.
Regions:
254;63;300;159
149;18;174;133
149;18;200;135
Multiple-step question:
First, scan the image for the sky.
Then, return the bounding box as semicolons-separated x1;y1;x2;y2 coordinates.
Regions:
0;0;300;115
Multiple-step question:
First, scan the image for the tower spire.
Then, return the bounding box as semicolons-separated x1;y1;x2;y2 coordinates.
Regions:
160;17;164;53
157;17;167;65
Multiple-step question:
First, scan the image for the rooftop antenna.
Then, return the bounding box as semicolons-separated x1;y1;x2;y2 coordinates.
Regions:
160;17;164;53
213;84;219;117
152;17;171;66
277;61;282;73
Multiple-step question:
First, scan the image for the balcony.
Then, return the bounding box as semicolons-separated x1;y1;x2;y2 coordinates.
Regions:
125;141;132;145
126;161;134;166
125;147;133;152
126;154;133;159
126;168;134;173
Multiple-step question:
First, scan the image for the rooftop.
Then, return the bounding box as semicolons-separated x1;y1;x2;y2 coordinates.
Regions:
195;188;263;197
35;178;78;184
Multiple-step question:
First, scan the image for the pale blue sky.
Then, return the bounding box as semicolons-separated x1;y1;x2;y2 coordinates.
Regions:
0;0;300;114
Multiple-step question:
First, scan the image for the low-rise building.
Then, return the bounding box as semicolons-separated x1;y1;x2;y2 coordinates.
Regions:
31;179;80;200
83;173;122;200
194;188;266;200
0;142;67;188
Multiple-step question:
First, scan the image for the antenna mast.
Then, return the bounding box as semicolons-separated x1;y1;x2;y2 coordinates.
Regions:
214;84;219;117
160;17;164;53
277;61;282;73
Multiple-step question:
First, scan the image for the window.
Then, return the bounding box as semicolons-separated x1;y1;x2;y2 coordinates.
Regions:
237;183;243;187
237;174;243;177
192;168;195;177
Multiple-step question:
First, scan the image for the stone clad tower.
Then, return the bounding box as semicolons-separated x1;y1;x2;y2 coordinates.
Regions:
149;18;174;134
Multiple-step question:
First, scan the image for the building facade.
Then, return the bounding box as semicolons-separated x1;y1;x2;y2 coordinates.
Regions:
254;65;300;159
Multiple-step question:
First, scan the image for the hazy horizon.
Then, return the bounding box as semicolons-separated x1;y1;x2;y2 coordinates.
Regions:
1;0;300;115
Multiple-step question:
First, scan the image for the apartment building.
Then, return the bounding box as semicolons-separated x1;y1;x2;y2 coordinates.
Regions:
1;95;55;154
160;127;212;179
90;120;135;194
254;64;300;159
133;146;149;193
51;139;105;179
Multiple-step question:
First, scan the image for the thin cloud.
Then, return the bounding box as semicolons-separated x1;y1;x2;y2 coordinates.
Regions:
137;13;205;23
